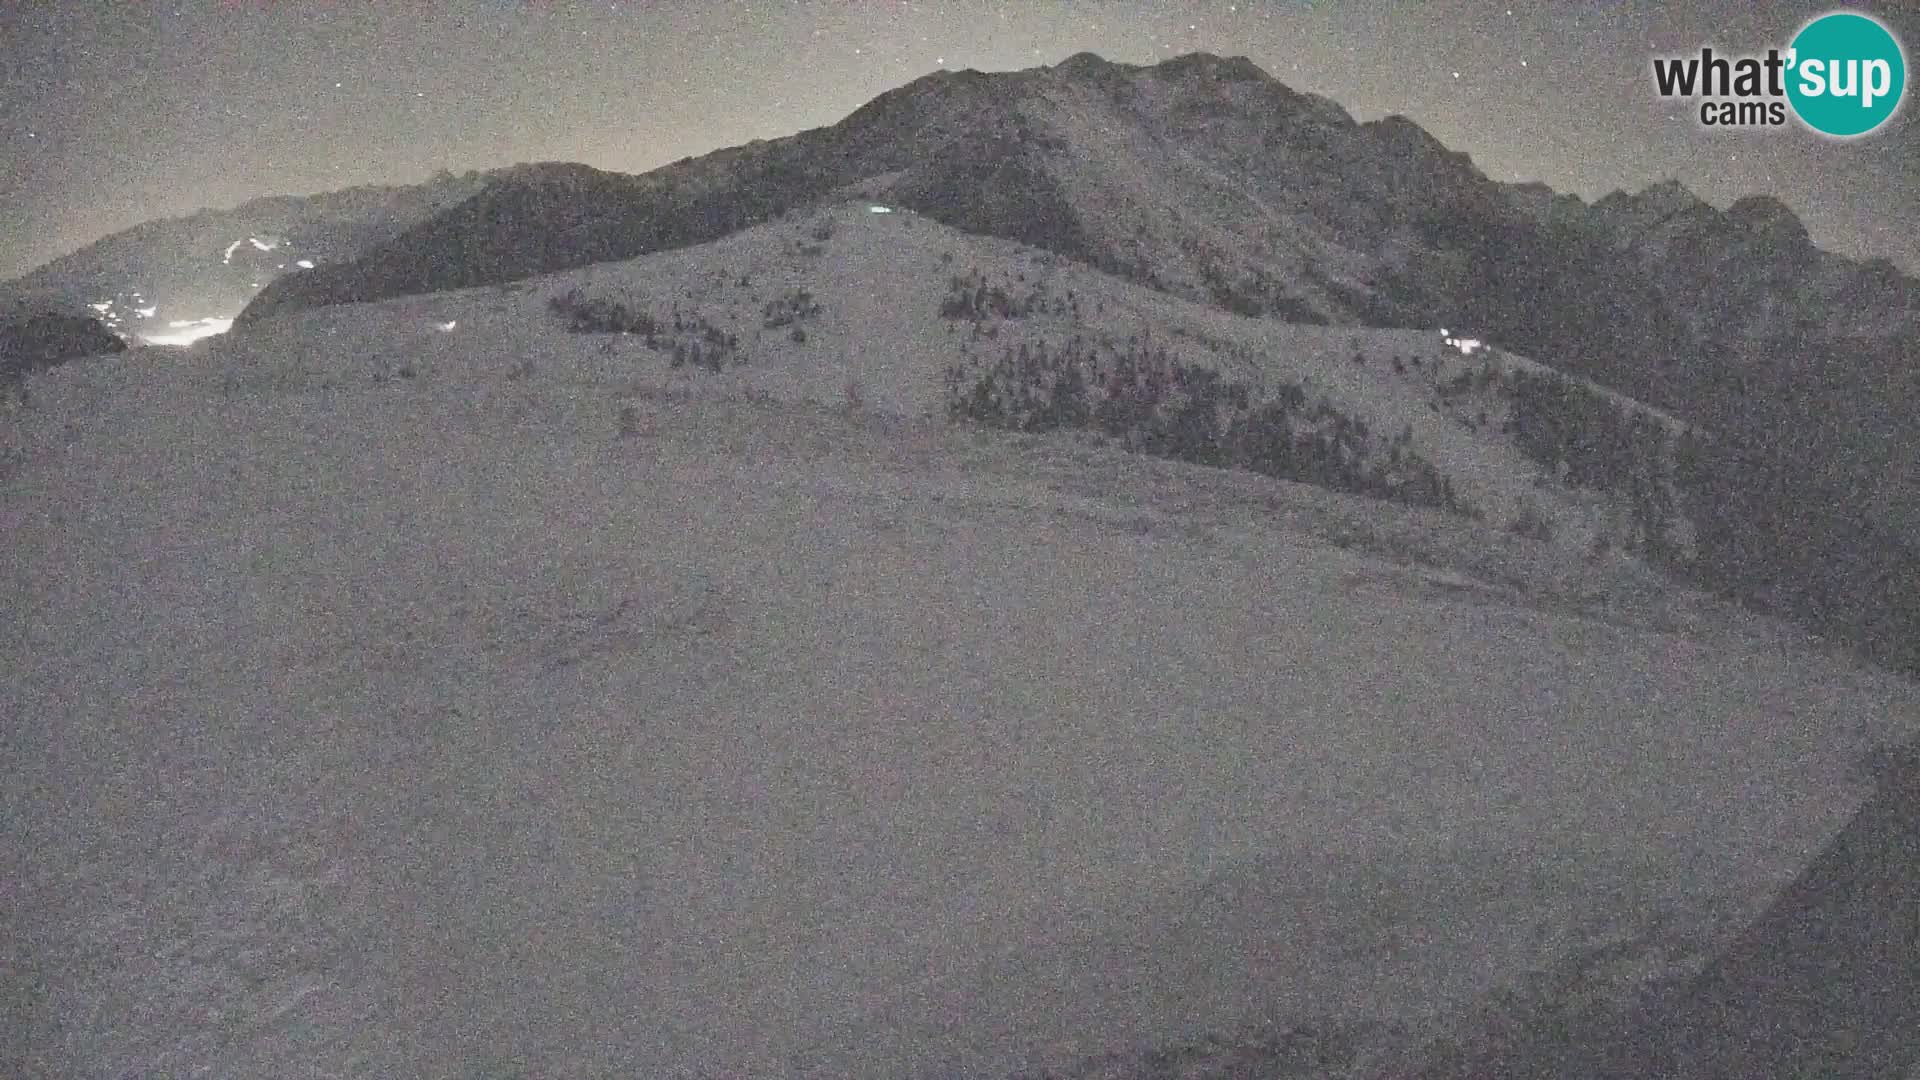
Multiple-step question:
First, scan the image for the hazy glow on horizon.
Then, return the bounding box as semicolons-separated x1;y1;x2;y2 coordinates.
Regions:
142;316;232;346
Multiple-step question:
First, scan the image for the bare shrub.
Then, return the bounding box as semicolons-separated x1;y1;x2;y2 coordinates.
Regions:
1508;497;1557;542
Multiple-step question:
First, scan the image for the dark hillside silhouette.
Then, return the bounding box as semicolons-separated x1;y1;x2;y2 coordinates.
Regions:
1;310;125;379
1430;746;1920;1079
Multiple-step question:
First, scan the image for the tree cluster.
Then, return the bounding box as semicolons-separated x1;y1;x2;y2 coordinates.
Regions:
944;335;1463;513
547;289;738;373
1673;426;1920;675
1499;356;1920;675
938;271;1044;321
761;288;821;328
548;288;661;337
1502;366;1678;558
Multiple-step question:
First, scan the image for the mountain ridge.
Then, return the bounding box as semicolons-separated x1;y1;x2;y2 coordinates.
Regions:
230;53;1917;365
219;51;1920;652
0;169;496;335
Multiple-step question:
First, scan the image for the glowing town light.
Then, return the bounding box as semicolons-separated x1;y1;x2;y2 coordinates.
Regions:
136;306;157;318
296;259;314;269
868;204;893;213
89;301;112;313
249;236;278;252
142;317;232;346
437;320;458;332
223;239;244;264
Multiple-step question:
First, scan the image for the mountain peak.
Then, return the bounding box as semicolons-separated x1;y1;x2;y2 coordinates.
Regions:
1364;114;1476;170
1154;51;1272;83
1048;50;1138;90
1590;179;1713;230
1726;194;1808;242
1634;179;1709;214
1055;51;1119;74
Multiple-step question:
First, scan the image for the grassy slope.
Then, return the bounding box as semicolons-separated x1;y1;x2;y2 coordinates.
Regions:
5;208;1917;1079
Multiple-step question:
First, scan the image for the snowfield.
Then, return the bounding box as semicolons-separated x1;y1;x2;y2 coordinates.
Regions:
6;206;1918;1078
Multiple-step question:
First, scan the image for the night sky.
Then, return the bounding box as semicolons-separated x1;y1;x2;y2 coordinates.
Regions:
4;1;1917;280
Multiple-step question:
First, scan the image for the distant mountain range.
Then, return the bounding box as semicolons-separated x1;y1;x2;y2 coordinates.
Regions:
222;51;1917;526
14;54;1914;489
0;170;493;337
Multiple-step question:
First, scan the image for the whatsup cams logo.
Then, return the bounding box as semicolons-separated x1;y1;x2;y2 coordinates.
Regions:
1653;10;1907;136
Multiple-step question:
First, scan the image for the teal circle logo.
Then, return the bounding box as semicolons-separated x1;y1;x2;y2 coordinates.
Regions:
1786;11;1906;137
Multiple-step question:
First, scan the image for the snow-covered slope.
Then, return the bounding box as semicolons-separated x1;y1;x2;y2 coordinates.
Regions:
223;201;1695;562
224;51;1920;559
7;201;1918;1078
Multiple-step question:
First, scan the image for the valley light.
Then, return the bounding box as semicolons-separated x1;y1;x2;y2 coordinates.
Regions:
868;204;893;213
222;239;244;264
142;317;232;346
90;301;112;313
438;320;458;332
136;306;157;318
249;236;278;252
296;259;315;268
